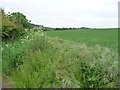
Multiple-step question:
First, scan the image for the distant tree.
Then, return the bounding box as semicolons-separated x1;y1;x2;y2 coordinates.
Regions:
80;27;90;29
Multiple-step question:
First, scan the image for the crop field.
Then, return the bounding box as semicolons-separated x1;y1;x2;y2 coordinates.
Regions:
45;29;118;50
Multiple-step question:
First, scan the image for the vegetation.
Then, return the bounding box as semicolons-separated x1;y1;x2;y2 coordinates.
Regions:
2;10;118;88
2;9;32;42
55;27;90;30
45;29;118;49
2;29;118;88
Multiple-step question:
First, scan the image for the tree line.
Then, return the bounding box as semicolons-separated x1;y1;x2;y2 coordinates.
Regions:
54;27;90;31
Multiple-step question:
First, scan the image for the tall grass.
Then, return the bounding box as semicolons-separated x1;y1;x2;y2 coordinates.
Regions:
3;32;118;88
2;30;118;88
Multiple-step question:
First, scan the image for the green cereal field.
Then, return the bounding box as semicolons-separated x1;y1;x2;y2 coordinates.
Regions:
45;29;118;49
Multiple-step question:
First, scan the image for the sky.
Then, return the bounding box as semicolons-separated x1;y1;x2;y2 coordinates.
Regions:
0;0;119;28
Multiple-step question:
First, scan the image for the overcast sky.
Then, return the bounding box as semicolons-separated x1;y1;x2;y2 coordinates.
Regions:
0;0;119;28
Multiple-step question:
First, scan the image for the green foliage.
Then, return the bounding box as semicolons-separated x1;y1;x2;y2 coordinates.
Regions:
2;30;118;88
2;30;49;75
8;12;31;29
2;40;27;75
45;29;118;49
2;9;31;39
2;10;17;38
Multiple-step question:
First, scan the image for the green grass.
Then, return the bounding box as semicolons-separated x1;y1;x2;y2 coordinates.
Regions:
45;29;118;49
2;29;118;88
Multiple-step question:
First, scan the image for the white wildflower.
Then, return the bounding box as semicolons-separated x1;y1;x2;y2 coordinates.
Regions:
41;33;44;36
5;44;9;47
59;39;62;41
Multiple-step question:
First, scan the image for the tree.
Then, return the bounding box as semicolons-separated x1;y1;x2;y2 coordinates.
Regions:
2;10;32;42
2;9;17;39
8;12;31;29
